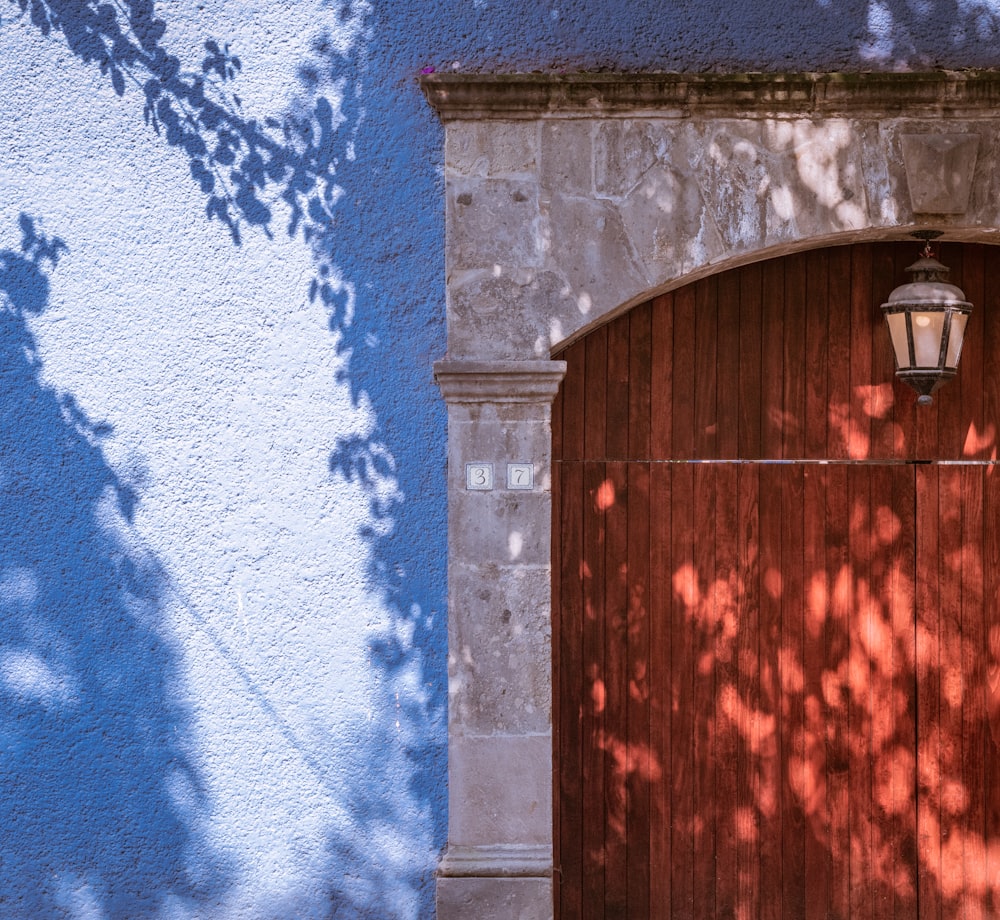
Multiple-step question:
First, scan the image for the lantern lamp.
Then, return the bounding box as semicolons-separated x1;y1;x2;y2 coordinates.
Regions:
880;233;973;406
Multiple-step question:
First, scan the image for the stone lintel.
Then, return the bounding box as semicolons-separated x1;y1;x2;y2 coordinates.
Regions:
439;843;553;878
421;71;1000;121
435;359;567;404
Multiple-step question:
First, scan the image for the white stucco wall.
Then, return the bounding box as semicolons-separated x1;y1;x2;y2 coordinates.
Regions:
0;5;440;916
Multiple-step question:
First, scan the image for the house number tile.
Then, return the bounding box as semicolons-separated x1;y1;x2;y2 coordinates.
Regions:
466;462;494;490
507;462;534;490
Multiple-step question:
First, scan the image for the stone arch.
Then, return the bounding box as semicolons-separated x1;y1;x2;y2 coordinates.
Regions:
423;72;1000;920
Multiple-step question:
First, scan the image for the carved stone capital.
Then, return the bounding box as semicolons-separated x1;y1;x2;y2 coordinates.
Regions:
434;360;567;404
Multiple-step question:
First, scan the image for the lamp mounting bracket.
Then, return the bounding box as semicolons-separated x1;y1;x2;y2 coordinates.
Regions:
911;229;944;241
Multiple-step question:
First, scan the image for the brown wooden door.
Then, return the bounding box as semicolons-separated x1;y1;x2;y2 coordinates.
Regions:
552;243;1000;919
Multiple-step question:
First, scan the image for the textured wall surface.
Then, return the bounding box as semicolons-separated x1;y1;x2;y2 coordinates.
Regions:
2;0;1000;917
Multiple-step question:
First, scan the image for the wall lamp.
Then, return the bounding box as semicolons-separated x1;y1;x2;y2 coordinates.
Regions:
881;231;972;406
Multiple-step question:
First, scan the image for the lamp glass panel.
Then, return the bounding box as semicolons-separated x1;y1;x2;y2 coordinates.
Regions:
886;313;911;368
946;312;969;369
911;311;945;367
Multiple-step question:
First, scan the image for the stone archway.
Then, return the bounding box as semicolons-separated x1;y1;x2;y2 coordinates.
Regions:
422;72;1000;920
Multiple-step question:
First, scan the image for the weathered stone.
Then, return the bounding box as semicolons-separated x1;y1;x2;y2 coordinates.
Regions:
448;177;543;269
437;877;553;920
448;562;551;734
446;121;539;178
539;192;648;325
539;120;593;196
617;159;726;288
447;270;575;359
448;732;552;846
448;489;551;567
594;119;661;198
901;132;979;214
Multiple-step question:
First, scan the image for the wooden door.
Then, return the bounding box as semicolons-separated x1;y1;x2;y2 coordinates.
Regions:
552;243;1000;919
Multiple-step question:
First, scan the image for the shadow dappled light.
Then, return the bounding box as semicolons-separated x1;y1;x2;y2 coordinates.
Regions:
0;215;231;915
9;2;447;914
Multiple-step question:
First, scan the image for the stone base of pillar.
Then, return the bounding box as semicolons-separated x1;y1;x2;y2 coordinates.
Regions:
437;845;552;920
437;877;552;920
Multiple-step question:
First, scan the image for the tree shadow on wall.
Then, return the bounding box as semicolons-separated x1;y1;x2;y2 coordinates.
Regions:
0;215;229;916
5;2;447;915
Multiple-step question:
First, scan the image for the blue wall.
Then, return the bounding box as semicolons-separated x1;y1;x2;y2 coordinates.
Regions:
1;0;999;916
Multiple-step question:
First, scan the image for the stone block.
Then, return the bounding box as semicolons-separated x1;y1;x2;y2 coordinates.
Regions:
448;488;552;567
901;132;979;214
446;121;539;178
447;269;574;359
594;119;661;198
447;414;553;474
616;160;725;286
448;562;551;734
448;733;552;847
539;120;592;196
757;119;870;241
437;876;553;920
448;178;543;270
539;192;648;336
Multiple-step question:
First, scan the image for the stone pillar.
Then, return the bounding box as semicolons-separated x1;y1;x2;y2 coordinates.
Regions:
434;359;566;920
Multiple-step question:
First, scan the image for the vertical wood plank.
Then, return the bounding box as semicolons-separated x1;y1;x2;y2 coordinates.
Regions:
758;463;783;920
607;317;631;462
827;246;853;460
629;303;652;460
559;339;586;461
826;462;852;919
984;464;1000;918
783;253;807;459
736;462;761;920
695;276;719;459
714;462;739;920
961;465;986;919
938;464;964;920
556;459;585;920
849;244;874;460
582;461;607;920
870;462;896;919
692;463;717;919
916;463;942;920
626;462;651;918
649;464;672;920
805;248;829;460
848;464;875;919
673;286;697;461
781;463;807;918
959;244;986;461
739;264;763;460
650;293;674;461
984;246;1000;467
717;265;740;460
871;243;900;460
761;259;785;459
585;327;608;462
671;462;695;918
604;460;629;917
890;462;918;916
803;463;829;920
